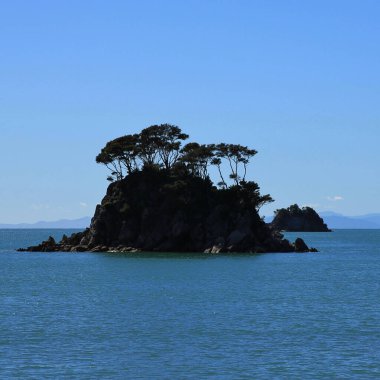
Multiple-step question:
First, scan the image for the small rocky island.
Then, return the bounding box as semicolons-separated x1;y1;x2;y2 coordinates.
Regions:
19;124;316;253
271;204;331;232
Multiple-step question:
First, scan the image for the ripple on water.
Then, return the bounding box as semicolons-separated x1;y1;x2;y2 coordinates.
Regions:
0;229;380;378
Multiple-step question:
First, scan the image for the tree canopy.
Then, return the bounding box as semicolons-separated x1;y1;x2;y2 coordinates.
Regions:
96;123;273;211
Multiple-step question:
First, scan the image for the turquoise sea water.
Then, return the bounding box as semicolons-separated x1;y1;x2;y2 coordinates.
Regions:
1;229;380;379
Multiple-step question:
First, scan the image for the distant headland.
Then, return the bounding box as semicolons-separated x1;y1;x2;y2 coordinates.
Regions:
19;124;315;253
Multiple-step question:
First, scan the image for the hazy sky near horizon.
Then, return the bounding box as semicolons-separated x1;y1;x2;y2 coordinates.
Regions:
1;0;379;223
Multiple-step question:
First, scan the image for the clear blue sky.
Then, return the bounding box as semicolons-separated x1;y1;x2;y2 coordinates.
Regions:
1;0;379;223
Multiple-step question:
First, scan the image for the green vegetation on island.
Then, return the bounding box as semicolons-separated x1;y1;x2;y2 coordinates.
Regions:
95;123;268;207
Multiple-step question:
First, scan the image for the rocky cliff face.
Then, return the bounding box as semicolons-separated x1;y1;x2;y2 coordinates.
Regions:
271;204;331;232
20;170;315;253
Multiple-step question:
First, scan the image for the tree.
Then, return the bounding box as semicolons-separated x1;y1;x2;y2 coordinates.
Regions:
210;156;227;188
113;134;141;175
96;124;260;191
96;140;124;181
180;143;214;179
214;143;257;186
96;134;140;181
155;124;189;169
239;181;274;211
139;124;188;169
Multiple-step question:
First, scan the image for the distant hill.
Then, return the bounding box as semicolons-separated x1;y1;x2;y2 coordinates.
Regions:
265;212;380;229
0;217;91;229
319;212;380;229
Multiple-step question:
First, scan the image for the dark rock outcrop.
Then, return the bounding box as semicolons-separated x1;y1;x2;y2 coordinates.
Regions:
19;170;316;253
271;204;331;232
294;238;309;252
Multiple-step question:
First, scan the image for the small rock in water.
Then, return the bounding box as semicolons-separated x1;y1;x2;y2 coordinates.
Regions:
294;238;309;252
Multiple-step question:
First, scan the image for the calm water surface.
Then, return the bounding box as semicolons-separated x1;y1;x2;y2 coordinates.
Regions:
1;229;380;379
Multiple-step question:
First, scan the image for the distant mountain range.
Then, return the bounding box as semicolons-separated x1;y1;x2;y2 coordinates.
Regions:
2;212;380;229
0;217;91;229
265;212;380;229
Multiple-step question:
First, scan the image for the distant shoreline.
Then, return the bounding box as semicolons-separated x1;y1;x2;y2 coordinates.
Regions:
0;227;87;230
0;217;91;229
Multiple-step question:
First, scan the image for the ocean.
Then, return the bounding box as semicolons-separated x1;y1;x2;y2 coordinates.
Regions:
1;229;380;379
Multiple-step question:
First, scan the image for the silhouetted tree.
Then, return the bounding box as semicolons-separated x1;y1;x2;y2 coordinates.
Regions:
96;140;124;181
210;156;227;188
117;134;141;174
96;124;260;191
180;143;214;179
96;134;141;181
139;124;188;169
214;143;257;185
239;181;274;211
